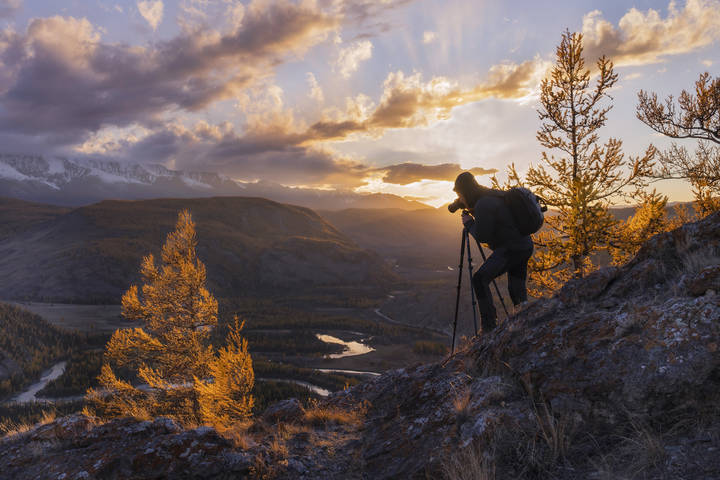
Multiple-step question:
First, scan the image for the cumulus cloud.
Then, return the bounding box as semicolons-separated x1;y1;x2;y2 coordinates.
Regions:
225;1;246;32
307;72;324;102
306;60;547;142
422;31;437;44
336;40;373;78
137;0;164;31
104;118;496;188
112;120;371;187
0;0;21;18
581;0;720;66
377;163;497;185
0;2;339;143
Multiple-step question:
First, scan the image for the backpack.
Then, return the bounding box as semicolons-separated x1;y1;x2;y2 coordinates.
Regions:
502;187;547;235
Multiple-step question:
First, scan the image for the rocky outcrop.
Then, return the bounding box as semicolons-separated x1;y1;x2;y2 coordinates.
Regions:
1;213;719;479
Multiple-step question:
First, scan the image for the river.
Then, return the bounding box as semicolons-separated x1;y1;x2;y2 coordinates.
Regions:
11;361;67;403
258;378;331;397
315;333;374;359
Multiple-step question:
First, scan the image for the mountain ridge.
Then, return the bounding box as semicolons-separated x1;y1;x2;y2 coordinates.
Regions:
0;154;427;211
0;196;394;303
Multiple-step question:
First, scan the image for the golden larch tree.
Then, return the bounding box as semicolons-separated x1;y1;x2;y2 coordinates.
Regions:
637;72;720;217
608;190;669;266
85;210;254;427
496;31;655;295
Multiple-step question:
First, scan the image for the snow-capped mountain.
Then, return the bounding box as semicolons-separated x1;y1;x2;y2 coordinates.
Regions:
0;154;429;210
0;154;249;206
0;154;237;190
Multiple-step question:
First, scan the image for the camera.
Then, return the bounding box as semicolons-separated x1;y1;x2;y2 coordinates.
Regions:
448;197;464;213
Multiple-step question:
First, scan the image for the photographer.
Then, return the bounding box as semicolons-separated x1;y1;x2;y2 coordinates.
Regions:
453;172;533;332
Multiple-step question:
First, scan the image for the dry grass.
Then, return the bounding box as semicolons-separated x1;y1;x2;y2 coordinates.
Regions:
494;362;576;476
618;416;666;477
452;387;472;426
442;441;495;480
276;422;311;438
269;436;288;458
301;400;366;428
680;249;720;275
0;410;57;439
218;420;255;449
508;364;574;464
531;398;573;463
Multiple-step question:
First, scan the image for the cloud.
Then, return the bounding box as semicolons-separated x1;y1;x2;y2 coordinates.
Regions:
0;0;21;18
137;1;164;31
306;60;547;142
113;121;371;187
225;1;246;32
329;0;416;24
702;59;713;66
377;163;497;185
336;39;373;78
307;72;324;102
581;0;720;66
422;31;437;44
98;118;496;188
0;3;339;143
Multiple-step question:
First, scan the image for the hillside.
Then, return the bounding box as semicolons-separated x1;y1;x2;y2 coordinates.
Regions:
0;303;80;399
0;197;70;241
1;212;718;479
0;197;394;302
318;207;461;271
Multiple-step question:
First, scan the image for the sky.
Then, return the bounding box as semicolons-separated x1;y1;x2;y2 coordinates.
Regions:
0;0;718;206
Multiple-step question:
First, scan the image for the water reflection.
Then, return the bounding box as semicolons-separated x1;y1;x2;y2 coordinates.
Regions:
315;334;374;359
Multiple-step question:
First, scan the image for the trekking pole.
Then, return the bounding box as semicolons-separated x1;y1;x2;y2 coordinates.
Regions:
473;238;510;318
464;229;479;335
450;229;466;355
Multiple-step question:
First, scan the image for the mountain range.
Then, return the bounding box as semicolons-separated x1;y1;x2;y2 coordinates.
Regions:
0;196;393;303
0;154;426;211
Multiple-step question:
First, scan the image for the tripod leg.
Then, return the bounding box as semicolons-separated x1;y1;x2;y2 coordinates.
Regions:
474;239;510;318
464;229;479;335
450;230;466;355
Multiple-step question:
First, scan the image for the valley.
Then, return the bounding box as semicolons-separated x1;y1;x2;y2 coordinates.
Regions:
1;193;673;433
0;293;449;428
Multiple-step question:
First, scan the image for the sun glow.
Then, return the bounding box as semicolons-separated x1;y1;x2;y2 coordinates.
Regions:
356;178;458;207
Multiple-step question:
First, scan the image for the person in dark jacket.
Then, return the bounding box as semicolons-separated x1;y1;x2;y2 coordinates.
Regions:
453;172;533;332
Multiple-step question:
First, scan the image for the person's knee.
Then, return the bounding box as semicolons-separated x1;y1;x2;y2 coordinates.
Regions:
472;269;494;287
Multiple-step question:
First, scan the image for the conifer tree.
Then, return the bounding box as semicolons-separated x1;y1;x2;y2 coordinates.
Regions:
194;318;255;426
637;72;720;217
608;190;669;265
85;210;254;427
496;31;654;294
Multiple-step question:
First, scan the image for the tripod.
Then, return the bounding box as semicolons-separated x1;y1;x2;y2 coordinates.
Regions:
450;228;510;355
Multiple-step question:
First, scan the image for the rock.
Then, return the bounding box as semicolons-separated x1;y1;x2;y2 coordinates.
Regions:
261;398;305;424
558;266;619;304
681;264;720;296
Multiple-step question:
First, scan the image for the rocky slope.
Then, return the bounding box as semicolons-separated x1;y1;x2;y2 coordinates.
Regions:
0;197;393;302
1;212;719;479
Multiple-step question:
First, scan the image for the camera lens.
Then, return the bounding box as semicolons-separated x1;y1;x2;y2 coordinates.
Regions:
448;198;463;213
